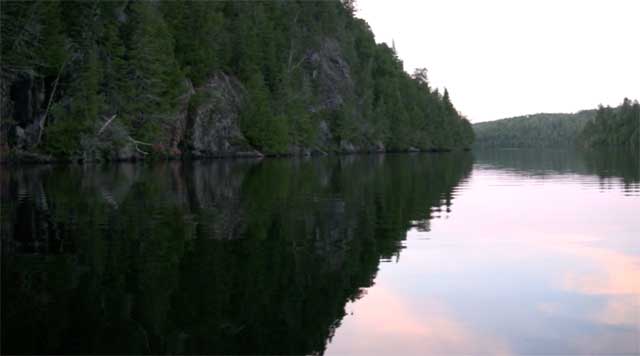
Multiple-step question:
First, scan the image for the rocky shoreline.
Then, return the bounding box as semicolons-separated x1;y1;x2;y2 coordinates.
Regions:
0;146;464;165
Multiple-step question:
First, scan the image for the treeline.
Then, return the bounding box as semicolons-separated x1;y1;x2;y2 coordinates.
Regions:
1;0;473;160
473;99;640;149
578;98;640;149
472;110;596;148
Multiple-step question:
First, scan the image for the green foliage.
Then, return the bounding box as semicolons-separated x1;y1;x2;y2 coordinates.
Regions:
579;99;640;149
160;1;225;86
475;99;639;150
100;14;131;114
43;44;104;157
37;1;67;76
3;0;474;157
277;74;316;147
1;1;47;68
473;111;597;148
125;1;185;141
241;72;289;153
43;107;82;156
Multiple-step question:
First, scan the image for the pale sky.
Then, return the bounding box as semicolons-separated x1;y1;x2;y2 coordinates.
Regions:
356;0;640;123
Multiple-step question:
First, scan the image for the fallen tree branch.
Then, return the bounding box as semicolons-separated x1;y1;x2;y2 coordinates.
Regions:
128;136;152;155
128;136;153;146
133;145;149;155
98;115;117;135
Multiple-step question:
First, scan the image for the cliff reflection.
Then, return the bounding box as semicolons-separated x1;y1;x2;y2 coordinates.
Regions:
1;153;472;355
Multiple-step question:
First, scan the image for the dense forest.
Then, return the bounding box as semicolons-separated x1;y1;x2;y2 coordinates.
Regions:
472;110;596;148
473;99;639;149
578;98;640;149
0;0;474;162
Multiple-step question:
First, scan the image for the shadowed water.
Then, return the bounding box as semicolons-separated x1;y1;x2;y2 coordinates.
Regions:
1;149;638;355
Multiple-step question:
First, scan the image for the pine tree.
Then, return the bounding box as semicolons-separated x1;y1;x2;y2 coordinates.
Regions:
37;1;67;76
241;72;289;153
161;1;225;86
1;1;45;69
3;0;476;157
100;15;130;114
125;1;184;140
44;43;103;156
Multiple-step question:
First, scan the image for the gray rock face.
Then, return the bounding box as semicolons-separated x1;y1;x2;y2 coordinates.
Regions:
371;141;386;153
3;72;47;149
1;37;395;161
339;140;357;153
316;120;334;150
161;79;195;157
186;73;259;157
307;39;354;114
306;39;380;153
181;38;360;157
305;38;358;151
0;71;13;152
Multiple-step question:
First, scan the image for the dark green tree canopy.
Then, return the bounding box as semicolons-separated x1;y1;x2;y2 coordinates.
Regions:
1;0;474;159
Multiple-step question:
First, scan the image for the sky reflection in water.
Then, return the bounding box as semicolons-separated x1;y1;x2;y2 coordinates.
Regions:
2;149;638;355
327;159;640;355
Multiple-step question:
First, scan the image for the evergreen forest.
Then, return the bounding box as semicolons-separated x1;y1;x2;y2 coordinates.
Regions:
473;99;639;149
1;0;474;161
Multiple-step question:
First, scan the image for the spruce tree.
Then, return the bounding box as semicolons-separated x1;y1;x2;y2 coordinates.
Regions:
241;72;289;153
125;1;184;141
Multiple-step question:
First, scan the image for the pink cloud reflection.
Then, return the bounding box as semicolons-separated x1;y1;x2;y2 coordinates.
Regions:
326;286;511;355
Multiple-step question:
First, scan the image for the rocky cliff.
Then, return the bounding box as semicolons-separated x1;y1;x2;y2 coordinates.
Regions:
0;1;474;163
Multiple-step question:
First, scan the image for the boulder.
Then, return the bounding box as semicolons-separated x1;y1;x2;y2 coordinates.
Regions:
186;73;255;157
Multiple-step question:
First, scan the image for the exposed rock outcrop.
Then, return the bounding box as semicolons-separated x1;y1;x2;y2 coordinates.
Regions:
161;79;195;157
3;71;47;150
304;39;386;154
306;38;354;114
185;73;261;158
1;38;454;163
1;71;14;155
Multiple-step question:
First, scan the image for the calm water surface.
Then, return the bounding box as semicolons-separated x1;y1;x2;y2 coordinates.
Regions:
2;149;639;355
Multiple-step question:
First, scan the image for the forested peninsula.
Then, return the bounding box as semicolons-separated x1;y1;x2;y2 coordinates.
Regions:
473;99;639;149
0;0;474;162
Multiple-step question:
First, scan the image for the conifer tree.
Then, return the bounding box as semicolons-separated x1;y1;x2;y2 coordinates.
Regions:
125;1;184;140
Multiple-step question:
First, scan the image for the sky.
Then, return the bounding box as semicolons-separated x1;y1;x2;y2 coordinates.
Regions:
355;0;640;123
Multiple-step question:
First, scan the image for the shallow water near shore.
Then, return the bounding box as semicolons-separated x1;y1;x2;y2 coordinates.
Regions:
2;149;639;355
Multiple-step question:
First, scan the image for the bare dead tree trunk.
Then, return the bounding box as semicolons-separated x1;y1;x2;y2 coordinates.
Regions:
287;11;303;76
36;58;68;146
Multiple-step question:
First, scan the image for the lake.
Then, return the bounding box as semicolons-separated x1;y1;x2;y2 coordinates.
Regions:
2;149;639;355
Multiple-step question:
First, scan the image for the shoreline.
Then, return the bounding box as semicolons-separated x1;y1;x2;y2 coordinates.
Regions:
0;147;471;165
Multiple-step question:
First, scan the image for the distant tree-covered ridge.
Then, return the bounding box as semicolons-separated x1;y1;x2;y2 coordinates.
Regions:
0;0;474;162
473;98;639;149
473;110;596;148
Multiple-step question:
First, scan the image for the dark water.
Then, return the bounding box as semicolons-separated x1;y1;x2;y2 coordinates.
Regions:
1;149;638;355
